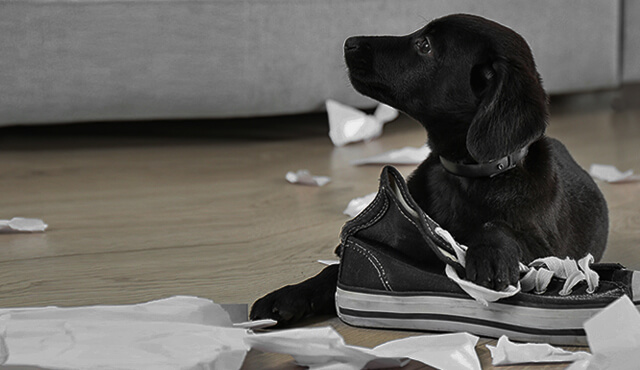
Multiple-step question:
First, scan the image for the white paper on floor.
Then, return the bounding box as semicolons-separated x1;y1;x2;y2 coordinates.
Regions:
317;259;340;266
487;295;640;369
286;169;331;186
246;327;481;370
567;295;640;370
487;335;591;365
351;145;432;166
0;296;252;370
6;294;637;369
247;326;407;370
371;332;481;370
0;296;485;370
589;164;640;183
343;192;376;218
0;218;47;233
326;99;398;147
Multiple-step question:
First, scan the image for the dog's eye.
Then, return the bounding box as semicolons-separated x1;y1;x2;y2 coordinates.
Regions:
415;37;432;55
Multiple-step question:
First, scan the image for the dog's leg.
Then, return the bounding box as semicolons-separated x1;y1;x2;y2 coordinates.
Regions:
464;221;523;291
250;265;338;327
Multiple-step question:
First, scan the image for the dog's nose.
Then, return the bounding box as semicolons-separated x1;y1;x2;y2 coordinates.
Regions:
344;36;373;74
344;37;366;52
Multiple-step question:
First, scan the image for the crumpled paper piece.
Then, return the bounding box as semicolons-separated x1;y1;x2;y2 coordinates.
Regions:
246;326;406;370
351;145;432;166
317;259;340;266
286;170;331;186
487;295;640;369
487;335;591;365
233;318;278;330
589;164;640;183
326;99;398;146
343;192;376;218
0;217;47;233
0;296;483;370
247;327;480;370
567;295;640;369
445;264;520;306
0;296;252;370
372;332;481;370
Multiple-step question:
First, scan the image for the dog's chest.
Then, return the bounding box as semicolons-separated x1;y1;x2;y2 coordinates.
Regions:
417;173;521;234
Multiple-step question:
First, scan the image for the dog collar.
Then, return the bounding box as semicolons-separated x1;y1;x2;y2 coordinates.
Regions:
439;146;529;178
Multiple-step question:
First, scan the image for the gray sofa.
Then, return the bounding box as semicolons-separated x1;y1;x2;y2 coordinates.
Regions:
0;0;636;126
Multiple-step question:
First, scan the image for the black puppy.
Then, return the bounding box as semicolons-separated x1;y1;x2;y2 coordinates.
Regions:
251;14;608;326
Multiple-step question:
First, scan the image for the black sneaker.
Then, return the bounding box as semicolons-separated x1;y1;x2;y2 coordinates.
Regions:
335;166;640;345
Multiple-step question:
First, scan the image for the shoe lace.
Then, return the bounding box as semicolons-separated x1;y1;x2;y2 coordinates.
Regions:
434;227;600;305
520;254;599;295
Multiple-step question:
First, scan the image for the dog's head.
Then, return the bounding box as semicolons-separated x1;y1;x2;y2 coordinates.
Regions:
344;14;548;162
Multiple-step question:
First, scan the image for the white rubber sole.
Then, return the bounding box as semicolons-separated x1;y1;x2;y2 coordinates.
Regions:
336;287;614;345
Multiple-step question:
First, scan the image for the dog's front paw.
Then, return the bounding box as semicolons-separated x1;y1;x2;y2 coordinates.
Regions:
250;285;313;327
465;243;520;291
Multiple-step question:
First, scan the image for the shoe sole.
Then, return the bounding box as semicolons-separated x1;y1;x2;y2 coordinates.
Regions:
336;287;632;345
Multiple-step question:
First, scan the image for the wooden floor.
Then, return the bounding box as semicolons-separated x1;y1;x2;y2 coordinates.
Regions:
1;99;639;369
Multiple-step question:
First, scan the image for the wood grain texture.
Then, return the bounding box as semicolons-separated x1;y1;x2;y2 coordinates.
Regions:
0;106;639;369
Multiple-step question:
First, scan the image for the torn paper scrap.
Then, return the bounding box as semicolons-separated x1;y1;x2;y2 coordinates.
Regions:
246;327;481;370
445;264;520;306
246;326;406;370
351;145;432;166
0;295;484;370
343;192;376;218
487;335;591;366
233;319;277;330
373;332;481;370
584;295;640;356
0;296;249;370
0;319;248;370
220;304;277;330
0;218;47;233
286;170;331;186
317;259;340;266
371;101;398;124
589;164;640;183
491;296;640;370
0;295;234;327
326;99;398;147
220;303;249;324
567;295;640;370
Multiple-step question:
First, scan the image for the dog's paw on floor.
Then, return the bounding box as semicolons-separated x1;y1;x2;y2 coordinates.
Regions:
251;265;339;327
250;285;313;327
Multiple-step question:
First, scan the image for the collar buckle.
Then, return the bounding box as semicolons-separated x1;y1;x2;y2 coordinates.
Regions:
439;146;529;178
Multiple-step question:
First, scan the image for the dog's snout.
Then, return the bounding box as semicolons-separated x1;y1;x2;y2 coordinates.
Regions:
344;36;372;75
344;37;358;51
344;37;369;52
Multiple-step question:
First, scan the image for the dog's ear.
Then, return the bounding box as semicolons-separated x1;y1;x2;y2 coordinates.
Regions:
466;57;547;162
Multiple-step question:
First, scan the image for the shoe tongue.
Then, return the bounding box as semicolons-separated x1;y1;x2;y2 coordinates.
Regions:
382;166;466;273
